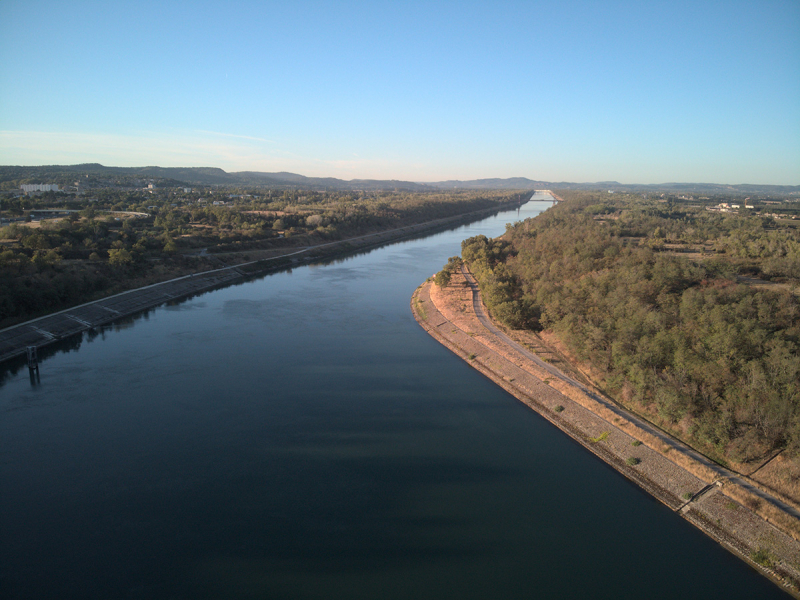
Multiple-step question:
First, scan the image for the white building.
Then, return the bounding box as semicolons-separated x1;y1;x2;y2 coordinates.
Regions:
21;184;60;194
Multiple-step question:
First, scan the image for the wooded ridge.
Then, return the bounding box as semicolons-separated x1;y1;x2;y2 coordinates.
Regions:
447;191;800;495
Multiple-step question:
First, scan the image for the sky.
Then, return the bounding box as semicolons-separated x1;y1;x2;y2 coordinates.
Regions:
1;0;798;184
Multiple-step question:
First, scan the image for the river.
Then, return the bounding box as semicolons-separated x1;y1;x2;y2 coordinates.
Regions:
0;193;785;598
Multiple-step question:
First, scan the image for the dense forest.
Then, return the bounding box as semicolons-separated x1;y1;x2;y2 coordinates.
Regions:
456;191;800;467
0;187;524;327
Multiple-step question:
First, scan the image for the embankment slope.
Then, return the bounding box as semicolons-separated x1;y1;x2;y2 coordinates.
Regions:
412;271;800;597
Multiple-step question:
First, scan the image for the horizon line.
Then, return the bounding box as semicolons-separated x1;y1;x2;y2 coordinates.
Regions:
1;163;798;188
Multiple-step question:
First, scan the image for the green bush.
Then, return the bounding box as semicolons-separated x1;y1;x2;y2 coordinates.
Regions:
751;548;776;569
433;269;451;287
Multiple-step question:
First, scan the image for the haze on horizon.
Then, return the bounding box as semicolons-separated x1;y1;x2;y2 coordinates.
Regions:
1;0;798;185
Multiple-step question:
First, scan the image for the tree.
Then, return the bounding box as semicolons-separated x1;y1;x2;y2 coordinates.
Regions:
434;269;451;287
108;248;133;266
434;256;462;287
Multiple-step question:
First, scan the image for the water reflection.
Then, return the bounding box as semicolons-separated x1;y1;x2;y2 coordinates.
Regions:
0;202;532;390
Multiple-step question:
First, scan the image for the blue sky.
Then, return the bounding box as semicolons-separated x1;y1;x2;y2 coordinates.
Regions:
1;0;798;184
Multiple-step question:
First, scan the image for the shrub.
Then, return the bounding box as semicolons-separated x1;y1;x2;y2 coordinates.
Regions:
626;457;640;466
108;248;133;266
554;405;564;413
751;548;776;569
631;440;642;447
434;269;451;287
745;497;762;511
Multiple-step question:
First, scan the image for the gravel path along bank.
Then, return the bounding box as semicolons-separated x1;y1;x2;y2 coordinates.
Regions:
412;273;800;597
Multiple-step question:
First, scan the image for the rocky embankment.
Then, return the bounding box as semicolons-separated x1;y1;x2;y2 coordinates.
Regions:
412;270;800;597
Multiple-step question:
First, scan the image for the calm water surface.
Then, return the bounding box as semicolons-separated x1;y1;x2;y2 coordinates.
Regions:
0;195;785;598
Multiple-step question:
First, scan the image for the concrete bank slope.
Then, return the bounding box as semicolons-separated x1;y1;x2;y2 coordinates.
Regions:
0;203;517;367
0;267;245;365
411;276;800;597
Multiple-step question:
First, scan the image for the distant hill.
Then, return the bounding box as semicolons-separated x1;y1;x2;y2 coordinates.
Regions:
0;164;436;191
0;164;797;195
428;177;799;195
430;177;550;190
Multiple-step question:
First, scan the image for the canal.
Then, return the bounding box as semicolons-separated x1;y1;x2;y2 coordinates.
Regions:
0;193;785;598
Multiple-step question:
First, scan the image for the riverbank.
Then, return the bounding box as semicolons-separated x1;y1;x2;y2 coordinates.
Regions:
412;271;800;597
0;202;518;367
